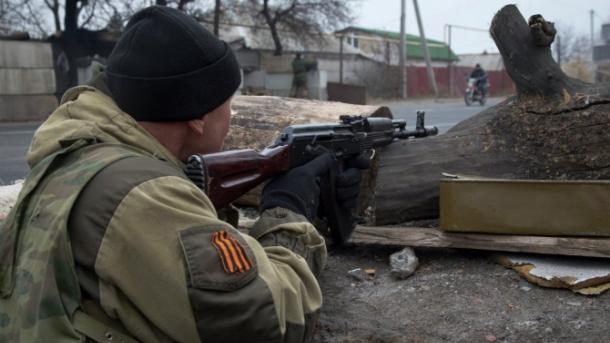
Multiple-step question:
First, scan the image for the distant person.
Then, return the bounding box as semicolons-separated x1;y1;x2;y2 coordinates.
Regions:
470;63;489;96
291;53;317;98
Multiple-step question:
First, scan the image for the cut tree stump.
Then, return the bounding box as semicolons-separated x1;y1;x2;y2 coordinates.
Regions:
370;5;610;225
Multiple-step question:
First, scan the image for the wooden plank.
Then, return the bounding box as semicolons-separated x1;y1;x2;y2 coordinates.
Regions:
350;226;610;258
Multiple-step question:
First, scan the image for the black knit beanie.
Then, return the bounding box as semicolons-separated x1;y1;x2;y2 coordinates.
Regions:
106;6;241;122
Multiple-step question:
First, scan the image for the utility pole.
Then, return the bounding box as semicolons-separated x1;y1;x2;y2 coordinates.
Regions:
339;35;344;84
444;24;487;97
590;9;595;62
399;0;407;99
413;0;438;96
557;35;562;67
447;25;453;97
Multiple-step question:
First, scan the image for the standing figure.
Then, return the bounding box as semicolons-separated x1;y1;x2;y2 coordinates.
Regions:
291;53;317;98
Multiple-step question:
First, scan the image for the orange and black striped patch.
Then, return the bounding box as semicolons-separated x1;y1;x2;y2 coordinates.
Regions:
211;231;254;274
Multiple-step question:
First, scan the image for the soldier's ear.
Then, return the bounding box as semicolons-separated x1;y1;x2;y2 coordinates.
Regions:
187;117;205;136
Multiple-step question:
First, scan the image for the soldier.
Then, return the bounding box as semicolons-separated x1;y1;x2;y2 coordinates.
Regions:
0;6;364;343
290;53;318;98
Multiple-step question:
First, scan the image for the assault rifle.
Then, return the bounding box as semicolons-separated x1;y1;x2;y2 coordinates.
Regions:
185;111;438;244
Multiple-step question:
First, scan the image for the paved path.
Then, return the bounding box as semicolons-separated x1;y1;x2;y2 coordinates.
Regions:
380;96;504;134
0;122;40;184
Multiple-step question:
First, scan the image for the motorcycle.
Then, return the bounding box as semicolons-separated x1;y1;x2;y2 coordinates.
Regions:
464;77;488;106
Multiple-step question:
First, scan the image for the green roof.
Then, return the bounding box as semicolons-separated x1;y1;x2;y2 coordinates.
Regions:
337;26;459;61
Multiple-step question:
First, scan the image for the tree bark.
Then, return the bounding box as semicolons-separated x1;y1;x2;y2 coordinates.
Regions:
213;0;221;36
369;4;610;225
261;0;283;56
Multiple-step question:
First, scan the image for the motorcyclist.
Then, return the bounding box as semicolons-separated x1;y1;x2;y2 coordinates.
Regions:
470;64;488;96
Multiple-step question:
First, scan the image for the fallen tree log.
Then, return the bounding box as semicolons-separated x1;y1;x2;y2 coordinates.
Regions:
371;5;610;225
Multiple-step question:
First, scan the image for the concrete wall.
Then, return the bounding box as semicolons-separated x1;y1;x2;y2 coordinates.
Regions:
0;41;54;68
242;69;327;100
318;56;378;85
0;40;57;122
260;53;293;73
0;69;56;94
236;50;261;71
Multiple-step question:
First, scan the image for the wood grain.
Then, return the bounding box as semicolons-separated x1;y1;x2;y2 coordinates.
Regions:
351;226;610;258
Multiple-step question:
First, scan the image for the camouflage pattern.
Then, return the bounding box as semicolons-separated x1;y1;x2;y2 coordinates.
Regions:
0;139;140;341
291;56;317;98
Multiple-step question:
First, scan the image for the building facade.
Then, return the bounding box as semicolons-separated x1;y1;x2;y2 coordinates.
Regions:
594;23;610;82
0;39;58;122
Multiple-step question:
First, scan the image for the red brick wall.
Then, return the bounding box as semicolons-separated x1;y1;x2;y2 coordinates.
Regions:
404;66;515;97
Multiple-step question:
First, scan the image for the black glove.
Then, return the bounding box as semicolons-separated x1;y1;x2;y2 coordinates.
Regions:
335;154;371;211
261;153;334;220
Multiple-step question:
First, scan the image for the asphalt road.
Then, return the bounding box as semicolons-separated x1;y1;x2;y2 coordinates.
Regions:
0;97;504;183
382;96;503;134
0;122;40;184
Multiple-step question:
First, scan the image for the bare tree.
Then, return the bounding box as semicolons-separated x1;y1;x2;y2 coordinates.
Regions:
1;0;214;89
230;0;357;56
0;0;52;37
155;0;197;10
555;24;591;62
555;23;594;81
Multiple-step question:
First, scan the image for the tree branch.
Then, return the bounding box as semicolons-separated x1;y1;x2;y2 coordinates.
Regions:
42;0;61;32
178;0;194;10
23;0;50;35
64;0;79;30
276;0;297;21
80;0;97;28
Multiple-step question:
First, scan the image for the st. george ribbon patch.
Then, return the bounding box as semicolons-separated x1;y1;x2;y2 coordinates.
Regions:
211;231;254;274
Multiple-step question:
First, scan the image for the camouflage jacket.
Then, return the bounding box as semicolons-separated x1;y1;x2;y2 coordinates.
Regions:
0;73;327;342
291;58;317;86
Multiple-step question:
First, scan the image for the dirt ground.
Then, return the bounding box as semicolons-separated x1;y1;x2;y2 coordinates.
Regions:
313;244;610;343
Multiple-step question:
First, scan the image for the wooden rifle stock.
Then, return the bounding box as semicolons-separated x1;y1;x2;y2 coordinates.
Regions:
191;145;291;209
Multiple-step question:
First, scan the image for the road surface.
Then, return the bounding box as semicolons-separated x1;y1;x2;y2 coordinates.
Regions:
0;122;40;184
382;96;503;133
0;97;504;183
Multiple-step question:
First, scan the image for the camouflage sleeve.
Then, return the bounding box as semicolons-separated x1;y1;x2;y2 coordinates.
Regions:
249;208;326;278
88;174;324;342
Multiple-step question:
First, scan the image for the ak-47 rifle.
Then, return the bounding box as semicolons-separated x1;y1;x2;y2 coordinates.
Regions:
185;111;438;244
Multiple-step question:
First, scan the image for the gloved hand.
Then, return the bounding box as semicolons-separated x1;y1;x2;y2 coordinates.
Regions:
335;154;371;211
261;153;334;221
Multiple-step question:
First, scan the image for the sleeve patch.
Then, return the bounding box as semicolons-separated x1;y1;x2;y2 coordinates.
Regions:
178;226;257;291
211;231;254;274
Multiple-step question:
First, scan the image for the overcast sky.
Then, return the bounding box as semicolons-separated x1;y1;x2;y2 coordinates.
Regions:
354;0;610;54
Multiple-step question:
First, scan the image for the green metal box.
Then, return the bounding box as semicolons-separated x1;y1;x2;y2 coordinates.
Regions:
440;175;610;236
